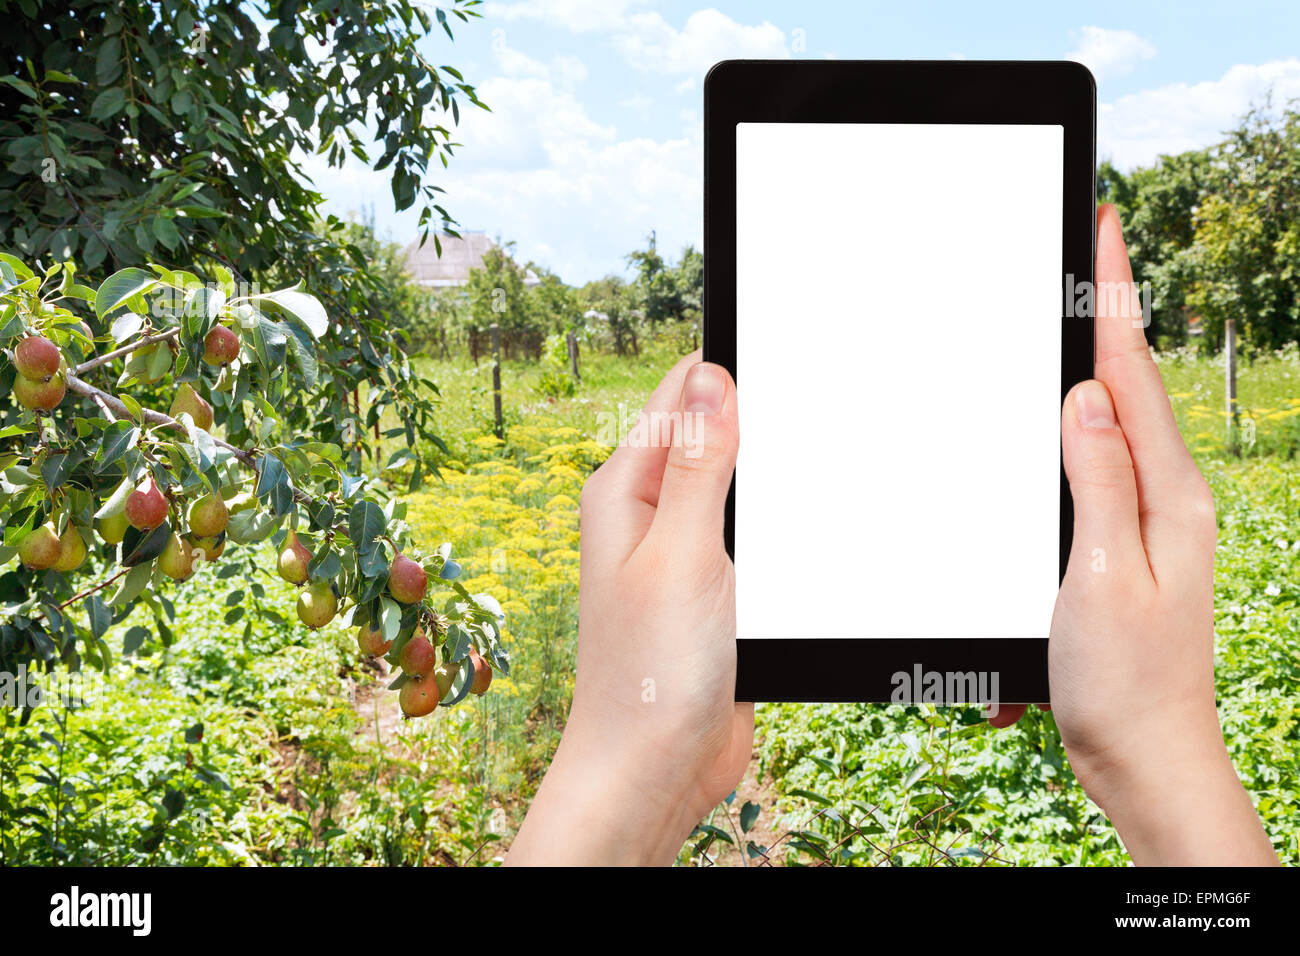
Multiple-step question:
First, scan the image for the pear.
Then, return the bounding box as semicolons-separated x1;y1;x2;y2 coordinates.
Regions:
433;659;459;700
357;621;392;657
132;342;167;383
398;632;435;677
18;522;62;570
203;325;240;365
13;371;66;411
468;648;493;696
399;675;440;718
125;476;168;530
296;580;338;629
226;491;257;514
97;509;131;545
187;491;228;537
169;383;213;431
190;534;225;561
277;530;312;585
158;533;195;581
52;525;87;573
387;552;428;604
14;335;61;379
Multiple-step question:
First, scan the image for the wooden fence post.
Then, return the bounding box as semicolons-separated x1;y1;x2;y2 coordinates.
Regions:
1225;318;1239;455
491;322;504;440
566;330;581;383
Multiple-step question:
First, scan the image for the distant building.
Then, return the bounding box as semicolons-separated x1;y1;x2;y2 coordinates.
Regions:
401;232;539;289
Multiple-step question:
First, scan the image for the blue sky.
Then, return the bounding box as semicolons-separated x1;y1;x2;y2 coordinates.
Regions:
306;1;1300;284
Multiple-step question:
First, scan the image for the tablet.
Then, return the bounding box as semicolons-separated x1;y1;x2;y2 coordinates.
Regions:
704;60;1095;704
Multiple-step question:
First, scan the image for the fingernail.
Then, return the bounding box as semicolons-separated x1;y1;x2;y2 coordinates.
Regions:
682;362;726;414
1076;380;1116;429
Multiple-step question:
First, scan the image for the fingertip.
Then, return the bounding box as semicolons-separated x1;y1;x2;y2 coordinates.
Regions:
986;703;1027;728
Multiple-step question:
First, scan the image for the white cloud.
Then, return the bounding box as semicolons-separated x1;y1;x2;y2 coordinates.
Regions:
1066;26;1156;83
487;3;787;78
310;34;702;283
612;9;788;75
1100;58;1300;167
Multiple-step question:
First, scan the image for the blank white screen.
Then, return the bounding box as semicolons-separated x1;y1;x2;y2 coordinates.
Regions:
735;123;1063;640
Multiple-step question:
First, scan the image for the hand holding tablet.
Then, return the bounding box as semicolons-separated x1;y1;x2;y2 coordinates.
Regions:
509;61;1275;867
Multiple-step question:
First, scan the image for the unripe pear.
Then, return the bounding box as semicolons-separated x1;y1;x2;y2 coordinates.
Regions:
125;476;168;530
13;371;66;411
387;552;428;604
468;648;493;696
158;532;195;581
190;534;225;561
203;325;240;365
188;491;228;537
357;621;392;657
296;580;338;629
52;525;87;573
433;659;459;700
398;633;436;676
277;530;312;585
18;522;62;569
169;383;213;431
399;675;439;718
97;509;131;545
134;342;167;383
227;491;257;514
14;335;61;379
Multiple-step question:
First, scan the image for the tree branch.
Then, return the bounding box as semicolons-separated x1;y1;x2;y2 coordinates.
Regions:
74;328;179;375
64;370;257;468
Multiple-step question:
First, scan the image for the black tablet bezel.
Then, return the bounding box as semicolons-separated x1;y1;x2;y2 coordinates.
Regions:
705;59;1096;704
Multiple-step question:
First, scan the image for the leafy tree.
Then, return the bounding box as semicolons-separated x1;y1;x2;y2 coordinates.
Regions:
1099;152;1214;347
1101;101;1300;351
1183;104;1300;350
0;1;507;717
579;275;640;356
1;256;506;716
464;242;534;360
625;231;683;327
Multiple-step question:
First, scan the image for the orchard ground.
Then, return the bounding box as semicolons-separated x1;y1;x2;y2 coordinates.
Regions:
3;338;1298;865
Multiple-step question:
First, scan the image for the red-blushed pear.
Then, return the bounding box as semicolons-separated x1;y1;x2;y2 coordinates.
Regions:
97;509;130;545
169;383;213;431
158;533;196;581
296;580;337;628
387;552;428;604
468;648;493;696
277;530;311;584
125;476;168;530
433;659;459;700
357;621;392;657
18;522;62;570
13;335;60;379
52;525;87;573
399;675;439;718
398;632;435;677
188;492;228;537
203;325;240;365
13;371;66;411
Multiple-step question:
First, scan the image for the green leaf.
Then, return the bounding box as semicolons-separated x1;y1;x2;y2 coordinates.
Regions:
347;500;386;554
95;268;156;319
248;288;329;338
89;86;126;120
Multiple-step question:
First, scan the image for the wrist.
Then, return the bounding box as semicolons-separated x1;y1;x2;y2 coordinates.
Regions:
1075;721;1276;865
506;719;705;866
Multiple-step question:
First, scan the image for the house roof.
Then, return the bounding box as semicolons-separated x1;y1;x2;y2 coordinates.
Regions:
402;232;539;287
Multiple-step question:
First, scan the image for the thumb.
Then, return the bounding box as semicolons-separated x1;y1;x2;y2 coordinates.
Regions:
646;361;738;549
1061;379;1145;578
